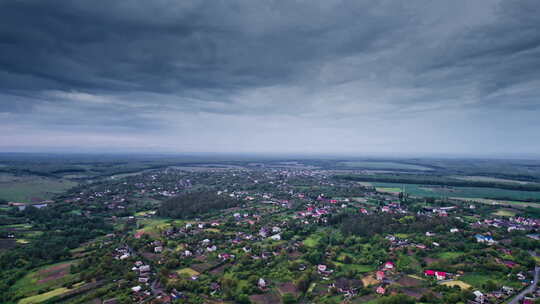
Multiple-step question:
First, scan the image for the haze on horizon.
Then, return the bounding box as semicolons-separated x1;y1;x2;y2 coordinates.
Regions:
1;1;540;157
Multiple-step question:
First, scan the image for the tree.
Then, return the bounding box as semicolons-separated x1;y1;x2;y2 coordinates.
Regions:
282;293;297;304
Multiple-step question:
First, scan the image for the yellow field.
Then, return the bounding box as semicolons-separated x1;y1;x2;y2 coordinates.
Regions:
177;268;200;276
441;280;471;289
361;274;378;286
492;209;516;217
18;282;83;304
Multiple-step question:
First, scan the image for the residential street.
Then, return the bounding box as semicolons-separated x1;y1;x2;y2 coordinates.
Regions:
508;266;540;304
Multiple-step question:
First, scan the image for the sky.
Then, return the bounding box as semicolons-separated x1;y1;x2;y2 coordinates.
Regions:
1;0;540;157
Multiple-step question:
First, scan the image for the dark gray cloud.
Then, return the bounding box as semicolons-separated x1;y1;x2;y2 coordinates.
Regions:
1;0;539;155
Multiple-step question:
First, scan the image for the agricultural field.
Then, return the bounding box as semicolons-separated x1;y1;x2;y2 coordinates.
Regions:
338;161;433;171
452;175;535;185
10;260;80;301
372;182;540;201
492;209;517;217
0;173;77;202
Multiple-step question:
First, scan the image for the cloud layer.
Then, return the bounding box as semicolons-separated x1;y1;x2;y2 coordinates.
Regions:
1;0;539;155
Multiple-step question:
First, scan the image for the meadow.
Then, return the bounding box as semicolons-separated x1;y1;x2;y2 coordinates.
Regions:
0;173;77;202
371;182;540;202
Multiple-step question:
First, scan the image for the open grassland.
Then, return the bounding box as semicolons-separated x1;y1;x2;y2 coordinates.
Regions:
0;173;77;202
338;161;433;171
372;182;540;202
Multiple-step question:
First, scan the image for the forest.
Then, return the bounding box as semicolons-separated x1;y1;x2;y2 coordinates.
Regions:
158;191;241;218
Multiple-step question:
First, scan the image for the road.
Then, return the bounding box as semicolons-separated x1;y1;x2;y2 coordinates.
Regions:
507;266;540;304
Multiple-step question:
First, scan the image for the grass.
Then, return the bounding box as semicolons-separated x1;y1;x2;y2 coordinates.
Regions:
18;282;84;304
338;161;433;171
137;218;174;237
492;209;516;217
10;260;79;300
18;286;70;304
0;174;77;202
303;234;321;248
437;251;464;259
177;267;200;277
460;272;520;289
339;263;376;273
376;187;402;193
372;182;540;202
440;280;471;289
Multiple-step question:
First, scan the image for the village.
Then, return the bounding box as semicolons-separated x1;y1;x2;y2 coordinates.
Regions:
35;165;536;304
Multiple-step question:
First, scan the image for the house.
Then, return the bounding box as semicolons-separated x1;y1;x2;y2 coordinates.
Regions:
450;228;459;233
333;278;362;295
376;286;386;294
258;278;267;289
503;260;518;268
132;286;142;292
154;246;163;253
376;271;385;281
139;265;151;272
501;286;514;294
384;261;395;270
269;234;281;241
473;290;485;303
218;253;234;260
475;234;496;244
424;270;447;280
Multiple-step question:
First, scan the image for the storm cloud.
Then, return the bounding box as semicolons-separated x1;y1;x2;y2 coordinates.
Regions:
1;0;539;155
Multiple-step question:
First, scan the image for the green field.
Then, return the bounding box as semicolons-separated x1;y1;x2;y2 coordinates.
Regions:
0;174;77;202
18;282;84;304
373;182;540;201
10;260;79;301
339;161;433;171
492;209;516;217
437;251;464;259
303;234;322;248
460;272;520;289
